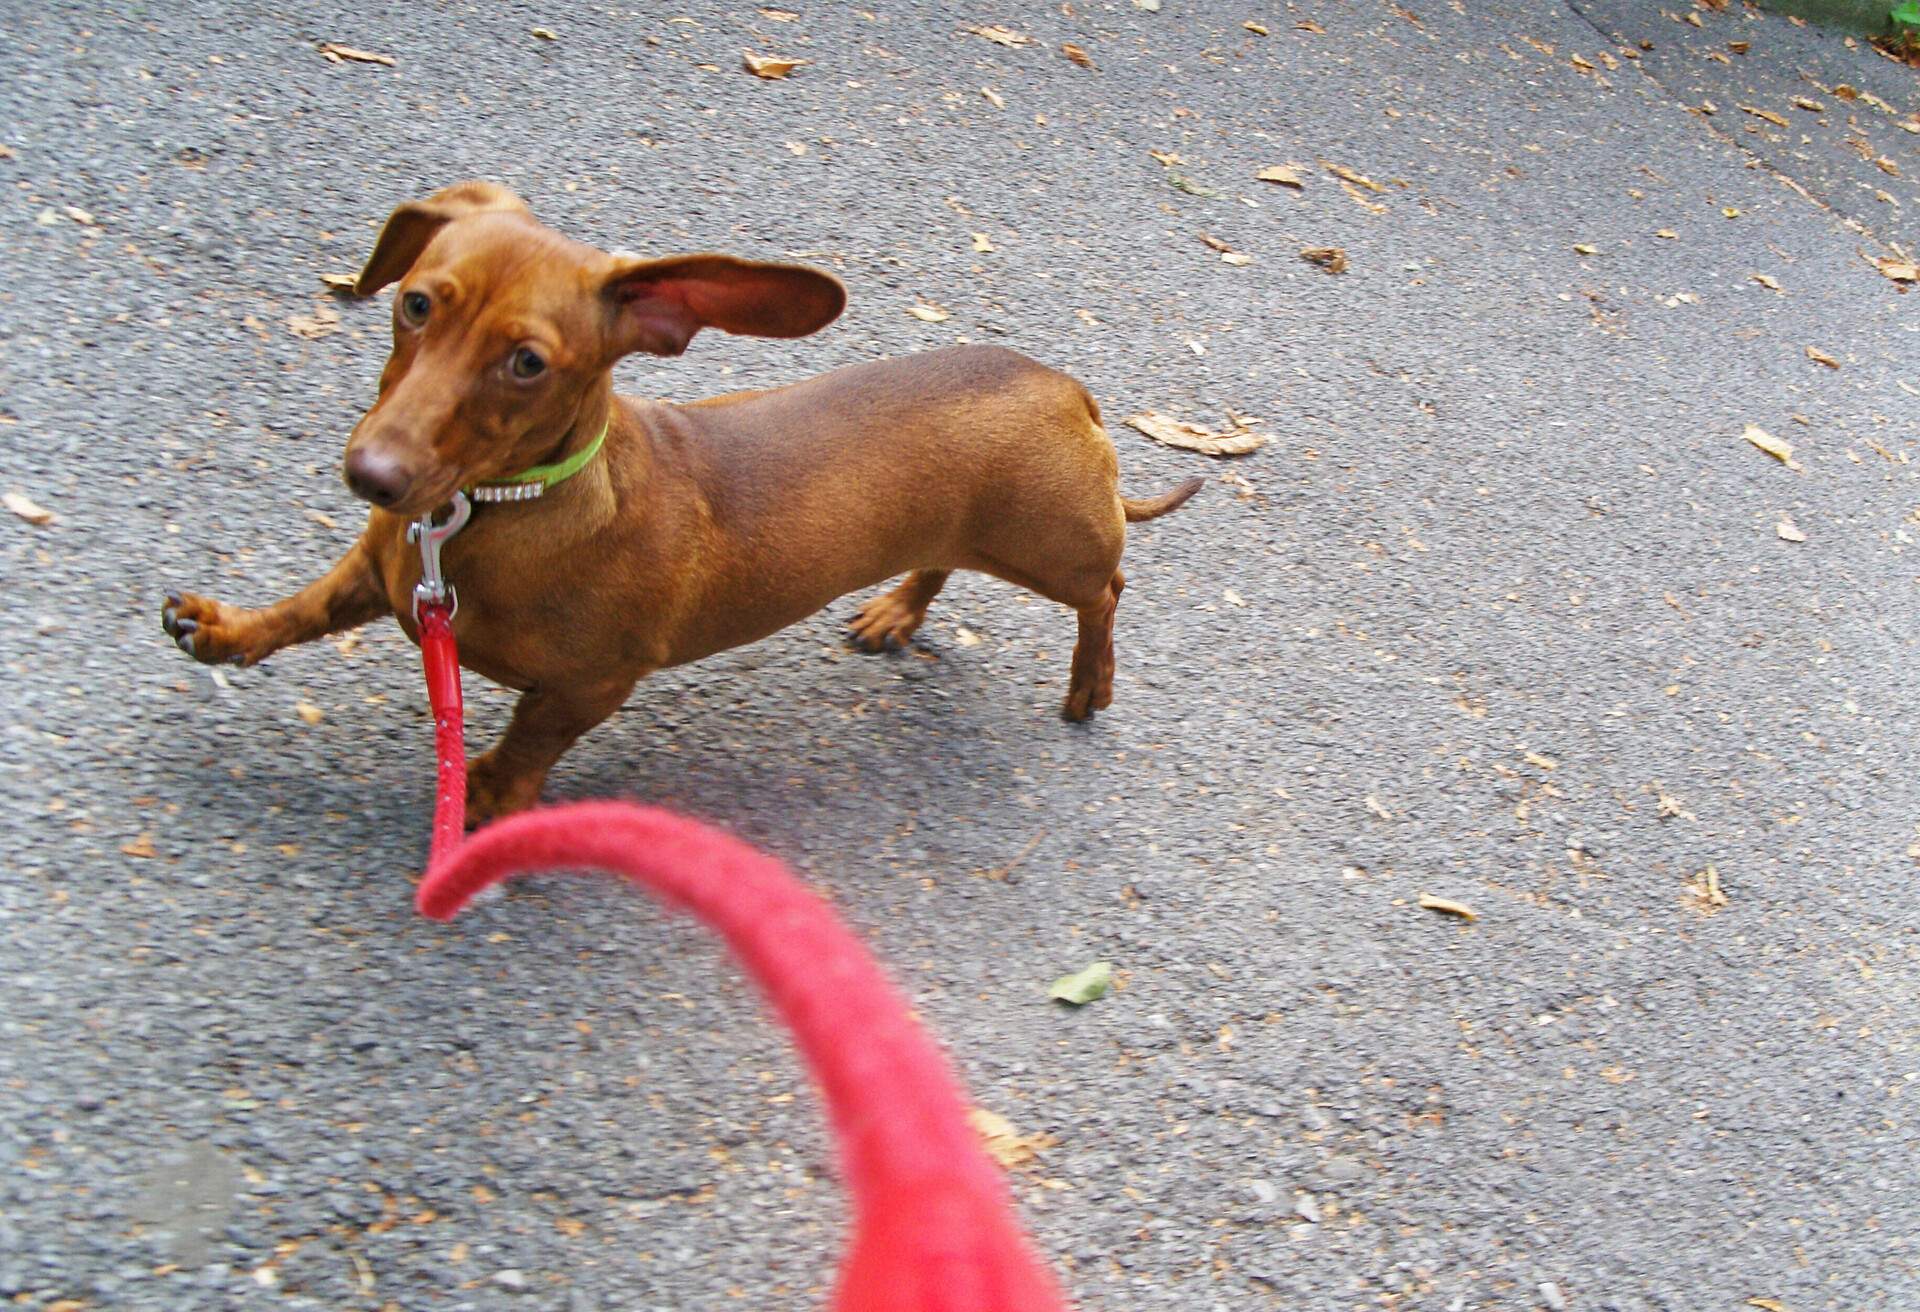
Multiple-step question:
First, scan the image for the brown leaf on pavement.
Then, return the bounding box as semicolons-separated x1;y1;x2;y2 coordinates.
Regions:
743;51;807;78
318;43;396;66
1418;893;1479;922
1125;412;1268;457
1301;246;1348;273
1742;423;1801;472
1256;164;1305;187
968;25;1032;46
1806;346;1839;369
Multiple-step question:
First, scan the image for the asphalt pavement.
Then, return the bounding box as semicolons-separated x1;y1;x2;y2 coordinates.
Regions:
3;2;1917;1309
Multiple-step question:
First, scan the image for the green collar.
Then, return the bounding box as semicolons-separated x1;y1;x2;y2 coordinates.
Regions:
464;418;609;504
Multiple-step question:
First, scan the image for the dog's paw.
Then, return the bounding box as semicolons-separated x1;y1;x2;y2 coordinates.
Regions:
161;590;261;667
846;596;921;654
465;757;542;828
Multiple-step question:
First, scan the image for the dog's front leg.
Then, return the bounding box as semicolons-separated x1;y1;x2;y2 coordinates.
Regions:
161;538;388;667
466;676;639;825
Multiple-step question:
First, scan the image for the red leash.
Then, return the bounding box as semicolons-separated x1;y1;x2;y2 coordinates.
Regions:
408;493;472;869
419;805;1070;1311
407;498;1072;1310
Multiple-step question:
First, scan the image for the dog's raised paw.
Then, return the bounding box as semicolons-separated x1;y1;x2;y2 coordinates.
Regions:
161;591;257;667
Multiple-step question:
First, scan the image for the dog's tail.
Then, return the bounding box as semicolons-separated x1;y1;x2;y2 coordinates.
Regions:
418;802;1070;1312
1121;475;1205;522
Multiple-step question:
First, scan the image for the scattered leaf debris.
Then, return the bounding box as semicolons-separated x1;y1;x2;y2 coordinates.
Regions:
1688;865;1729;912
1418;893;1479;921
287;304;342;340
970;1108;1056;1169
1322;162;1383;193
318;43;396;66
1300;246;1348;273
1256;164;1305;188
531;26;557;40
121;833;158;859
319;272;360;292
1806;346;1839;369
968;25;1032;47
1750;273;1782;291
743;51;807;78
1049;961;1113;1006
295;702;325;726
1742;423;1801;472
1868;253;1919;284
5;492;56;526
1776;515;1806;543
1125;411;1268;457
1061;42;1095;68
907;301;950;323
1657;791;1696;821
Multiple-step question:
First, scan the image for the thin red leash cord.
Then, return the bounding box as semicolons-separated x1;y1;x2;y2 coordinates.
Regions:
417;599;466;869
409;506;1071;1310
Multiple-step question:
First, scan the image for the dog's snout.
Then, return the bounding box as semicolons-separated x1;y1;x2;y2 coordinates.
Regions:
344;445;414;509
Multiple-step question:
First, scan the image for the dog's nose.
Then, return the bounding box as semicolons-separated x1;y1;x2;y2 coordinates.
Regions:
343;445;413;508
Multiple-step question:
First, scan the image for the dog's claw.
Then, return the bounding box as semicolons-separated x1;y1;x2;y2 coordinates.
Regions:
176;632;196;655
175;618;198;636
162;606;178;629
165;591;183;608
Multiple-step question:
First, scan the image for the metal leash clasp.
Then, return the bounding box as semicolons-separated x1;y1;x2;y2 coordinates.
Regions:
407;491;472;620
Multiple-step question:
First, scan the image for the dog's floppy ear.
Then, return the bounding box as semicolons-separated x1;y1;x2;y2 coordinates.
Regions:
598;253;847;358
353;181;533;296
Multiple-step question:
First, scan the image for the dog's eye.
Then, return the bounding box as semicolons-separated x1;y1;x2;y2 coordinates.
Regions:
509;347;547;380
400;291;430;325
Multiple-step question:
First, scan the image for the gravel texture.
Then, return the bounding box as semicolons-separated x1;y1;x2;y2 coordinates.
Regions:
2;2;1917;1309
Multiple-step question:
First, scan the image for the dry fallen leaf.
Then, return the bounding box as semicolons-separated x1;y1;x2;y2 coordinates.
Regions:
1134;0;1161;8
1870;254;1919;283
1061;42;1095;68
1300;246;1348;273
1125;412;1267;457
1688;865;1730;911
1364;795;1393;820
1655;228;1679;239
1751;273;1783;291
1573;243;1599;256
318;272;360;292
1220;251;1252;266
969;1108;1056;1169
1297;18;1325;33
743;51;807;78
955;626;982;647
1322;162;1384;192
760;7;801;19
1418;893;1479;922
1243;21;1269;35
980;86;1005;108
1806;346;1839;369
1223;588;1247;607
970;232;994;253
1746;1299;1788;1312
1776;516;1806;543
1198;232;1233;253
531;26;557;40
121;833;158;860
287;304;342;340
295;702;325;726
5;492;56;526
968;25;1032;47
1149;149;1185;167
1256;164;1305;188
1722;207;1741;219
907;301;950;323
1523;751;1559;771
318;43;396;66
1657;791;1696;821
1742;423;1802;472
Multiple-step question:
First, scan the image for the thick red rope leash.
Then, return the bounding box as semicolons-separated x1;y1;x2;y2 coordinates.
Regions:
418;805;1071;1311
408;499;1071;1310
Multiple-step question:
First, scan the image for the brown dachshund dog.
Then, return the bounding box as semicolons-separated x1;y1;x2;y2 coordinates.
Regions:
162;182;1202;824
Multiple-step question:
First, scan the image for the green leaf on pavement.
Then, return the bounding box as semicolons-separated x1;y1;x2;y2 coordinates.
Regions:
1049;961;1113;1006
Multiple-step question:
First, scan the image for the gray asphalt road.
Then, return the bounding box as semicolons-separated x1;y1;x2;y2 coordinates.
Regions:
4;3;1917;1309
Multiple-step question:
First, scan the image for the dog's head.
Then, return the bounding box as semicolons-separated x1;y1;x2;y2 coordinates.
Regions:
340;181;845;517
